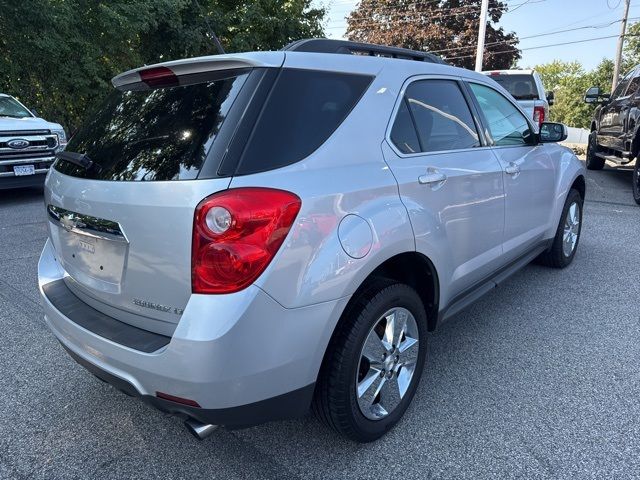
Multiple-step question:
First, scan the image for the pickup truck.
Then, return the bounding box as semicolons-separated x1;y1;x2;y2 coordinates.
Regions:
483;69;554;127
584;65;640;205
0;93;67;190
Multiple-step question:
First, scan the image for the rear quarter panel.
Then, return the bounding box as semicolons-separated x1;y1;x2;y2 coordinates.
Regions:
229;56;419;309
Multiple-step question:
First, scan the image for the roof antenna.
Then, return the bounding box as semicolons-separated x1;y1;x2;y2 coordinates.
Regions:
193;0;225;55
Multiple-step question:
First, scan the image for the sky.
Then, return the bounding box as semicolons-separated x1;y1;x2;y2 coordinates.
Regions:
317;0;640;70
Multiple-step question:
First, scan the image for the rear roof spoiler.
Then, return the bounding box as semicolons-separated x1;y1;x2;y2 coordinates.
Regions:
111;52;285;88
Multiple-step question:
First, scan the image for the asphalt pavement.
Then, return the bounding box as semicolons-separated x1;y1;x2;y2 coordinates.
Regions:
0;162;639;479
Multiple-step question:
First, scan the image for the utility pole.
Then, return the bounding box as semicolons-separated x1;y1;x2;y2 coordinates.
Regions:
475;0;489;72
612;0;631;91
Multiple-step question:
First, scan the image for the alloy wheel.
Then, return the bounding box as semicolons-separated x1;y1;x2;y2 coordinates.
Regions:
562;202;580;257
355;307;420;420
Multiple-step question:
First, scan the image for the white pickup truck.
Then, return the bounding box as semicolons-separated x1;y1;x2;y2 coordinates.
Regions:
0;93;67;189
482;69;553;128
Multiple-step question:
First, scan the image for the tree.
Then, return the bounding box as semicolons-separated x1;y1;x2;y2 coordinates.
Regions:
345;0;520;69
535;59;615;129
0;0;324;131
623;21;640;67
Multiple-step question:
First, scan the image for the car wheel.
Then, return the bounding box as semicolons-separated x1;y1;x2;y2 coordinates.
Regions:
313;280;427;442
633;159;640;205
538;188;583;268
585;131;605;170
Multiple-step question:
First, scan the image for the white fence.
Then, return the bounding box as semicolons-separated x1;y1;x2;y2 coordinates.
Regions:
564;126;589;145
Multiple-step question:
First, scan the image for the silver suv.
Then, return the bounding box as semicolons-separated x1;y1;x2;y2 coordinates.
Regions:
38;39;585;442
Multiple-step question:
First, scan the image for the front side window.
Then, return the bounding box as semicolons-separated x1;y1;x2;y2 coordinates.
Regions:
612;69;635;99
401;80;480;153
469;83;534;147
0;96;32;119
625;71;640;97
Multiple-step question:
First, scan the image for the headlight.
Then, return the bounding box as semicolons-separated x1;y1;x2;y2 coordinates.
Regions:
52;128;67;146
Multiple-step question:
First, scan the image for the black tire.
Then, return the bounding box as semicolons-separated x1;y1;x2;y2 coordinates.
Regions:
313;280;427;443
586;131;605;170
633;159;640;205
538;189;583;268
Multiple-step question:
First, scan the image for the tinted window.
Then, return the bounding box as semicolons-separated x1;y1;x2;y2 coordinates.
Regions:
487;74;539;100
390;99;420;154
403;80;480;152
0;96;32;118
235;69;372;175
612;69;634;99
55;70;250;181
623;69;640;97
470;83;534;147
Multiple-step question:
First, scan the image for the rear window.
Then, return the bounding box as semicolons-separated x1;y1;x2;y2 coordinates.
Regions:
234;69;373;175
54;70;250;181
488;74;539;100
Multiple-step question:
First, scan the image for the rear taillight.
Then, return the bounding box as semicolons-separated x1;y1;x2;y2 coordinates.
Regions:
533;106;545;127
192;188;301;294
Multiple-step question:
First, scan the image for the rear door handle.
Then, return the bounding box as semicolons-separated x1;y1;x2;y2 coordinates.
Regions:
505;162;520;176
418;168;447;186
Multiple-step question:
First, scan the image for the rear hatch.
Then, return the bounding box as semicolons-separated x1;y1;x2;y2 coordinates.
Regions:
485;73;540;120
45;54;283;335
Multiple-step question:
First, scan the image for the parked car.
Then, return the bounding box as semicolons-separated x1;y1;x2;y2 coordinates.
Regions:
0;93;66;189
38;39;585;443
584;66;640;204
482;69;554;128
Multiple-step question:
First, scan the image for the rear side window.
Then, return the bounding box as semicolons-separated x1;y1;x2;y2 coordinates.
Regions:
390;99;420;154
488;74;539;100
234;69;373;175
55;70;250;181
397;79;480;153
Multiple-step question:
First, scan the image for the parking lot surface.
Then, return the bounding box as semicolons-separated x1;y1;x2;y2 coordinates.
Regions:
1;162;639;479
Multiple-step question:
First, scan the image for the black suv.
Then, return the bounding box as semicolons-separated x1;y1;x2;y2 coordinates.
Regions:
584;67;640;205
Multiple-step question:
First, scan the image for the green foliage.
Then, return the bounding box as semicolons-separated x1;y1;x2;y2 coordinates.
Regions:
624;21;640;66
534;20;640;130
0;0;324;131
535;59;615;129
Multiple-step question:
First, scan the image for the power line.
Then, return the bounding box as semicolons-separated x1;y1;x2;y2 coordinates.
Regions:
444;33;640;61
427;16;640;55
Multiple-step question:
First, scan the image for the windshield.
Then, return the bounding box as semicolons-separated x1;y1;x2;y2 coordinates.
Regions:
54;69;250;181
0;96;32;118
488;74;540;100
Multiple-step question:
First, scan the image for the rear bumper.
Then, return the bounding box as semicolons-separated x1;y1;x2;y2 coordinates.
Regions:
60;341;315;428
38;239;349;427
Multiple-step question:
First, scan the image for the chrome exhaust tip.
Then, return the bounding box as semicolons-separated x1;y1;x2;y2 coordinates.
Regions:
184;418;218;440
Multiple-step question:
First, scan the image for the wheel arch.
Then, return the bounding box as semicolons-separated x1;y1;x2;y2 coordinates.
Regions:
571;174;586;200
312;251;440;386
334;252;440;337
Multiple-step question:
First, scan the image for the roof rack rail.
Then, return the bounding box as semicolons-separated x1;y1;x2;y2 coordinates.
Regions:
283;38;447;65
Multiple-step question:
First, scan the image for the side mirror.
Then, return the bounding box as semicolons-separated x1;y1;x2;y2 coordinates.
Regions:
546;91;555;106
584;86;609;104
30;108;39;117
539;122;568;143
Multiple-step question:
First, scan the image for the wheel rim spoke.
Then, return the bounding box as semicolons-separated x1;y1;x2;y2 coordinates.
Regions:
378;376;401;414
397;362;415;398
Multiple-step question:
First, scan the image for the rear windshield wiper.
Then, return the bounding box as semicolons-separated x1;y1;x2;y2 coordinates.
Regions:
55;151;95;170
